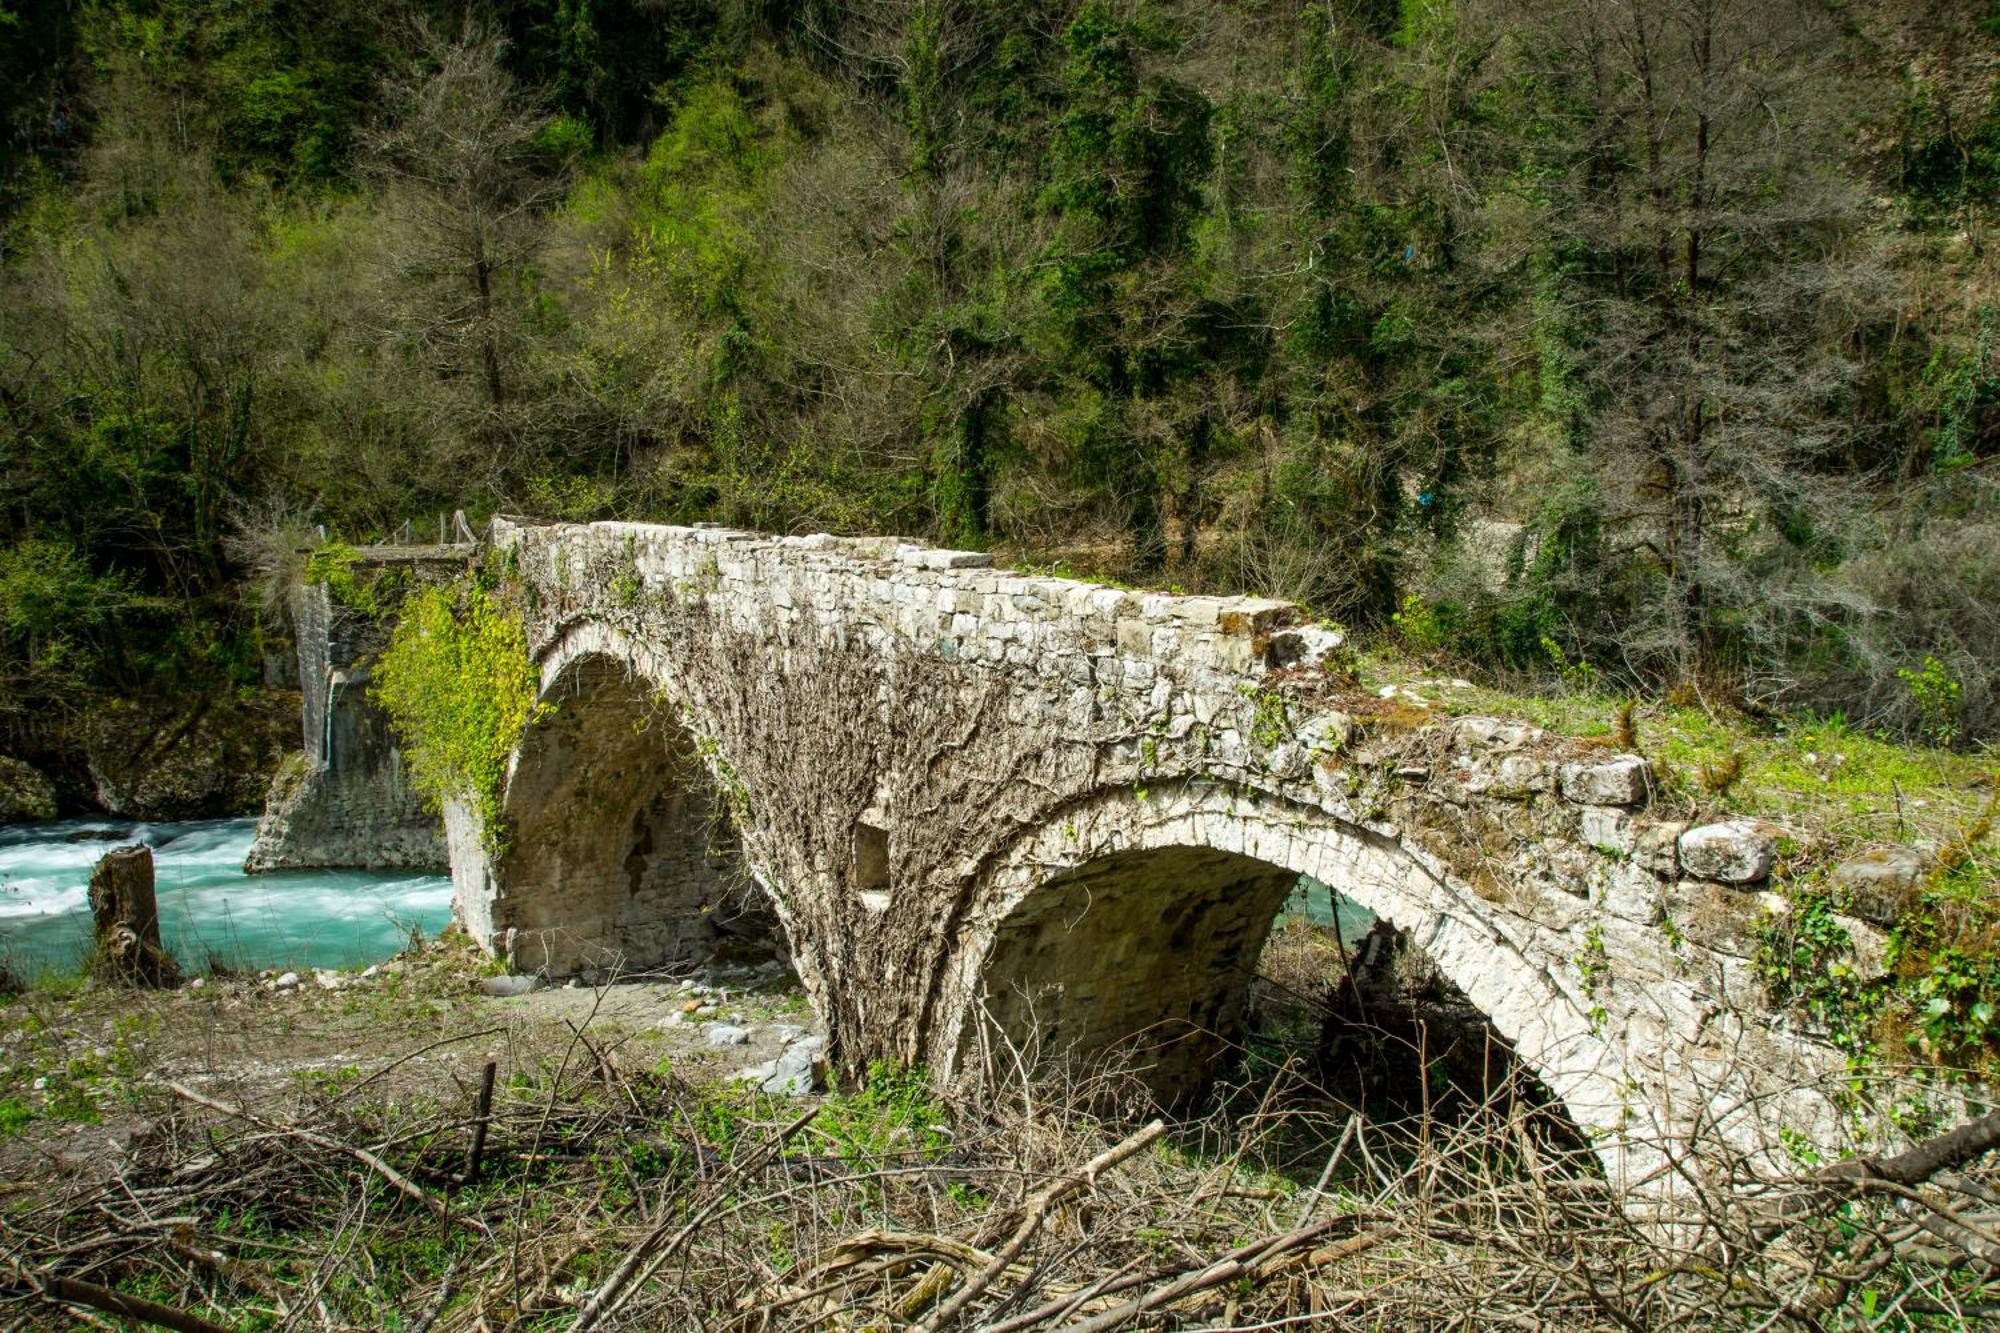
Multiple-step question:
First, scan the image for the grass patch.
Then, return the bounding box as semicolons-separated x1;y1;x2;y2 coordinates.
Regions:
1362;657;1997;845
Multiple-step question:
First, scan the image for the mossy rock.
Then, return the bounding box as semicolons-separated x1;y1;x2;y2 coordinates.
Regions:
80;691;300;819
0;756;58;822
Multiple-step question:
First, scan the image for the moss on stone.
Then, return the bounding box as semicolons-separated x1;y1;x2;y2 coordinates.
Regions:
0;756;57;822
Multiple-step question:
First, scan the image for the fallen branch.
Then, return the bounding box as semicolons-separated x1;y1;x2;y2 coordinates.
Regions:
1;1252;232;1333
914;1118;1166;1332
1755;1107;2000;1243
164;1081;480;1235
570;1105;821;1332
1053;1217;1379;1333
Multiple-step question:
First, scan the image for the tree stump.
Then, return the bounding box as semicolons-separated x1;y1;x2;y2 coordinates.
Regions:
88;843;179;986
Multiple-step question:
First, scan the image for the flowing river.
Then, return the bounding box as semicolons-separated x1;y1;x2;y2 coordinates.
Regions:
0;819;454;979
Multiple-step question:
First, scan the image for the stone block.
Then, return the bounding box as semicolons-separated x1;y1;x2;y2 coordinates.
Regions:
1832;914;1892;982
1678;820;1774;885
1463;753;1553;797
1559;756;1650;807
926;549;993;570
1217;598;1292;637
1453;716;1541;751
1665;880;1764;957
1211;635;1254;672
1595;862;1662;923
1633;821;1683;876
1580;805;1632;855
1829;846;1926;926
1176;597;1223;628
1263;624;1346;671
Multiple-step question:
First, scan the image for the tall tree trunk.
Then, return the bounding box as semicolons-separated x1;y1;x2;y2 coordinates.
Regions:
1176;415;1208;568
473;241;505;408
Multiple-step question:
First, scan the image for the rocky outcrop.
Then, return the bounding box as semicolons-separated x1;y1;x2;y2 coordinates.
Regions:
80;694;296;820
0;756;58;822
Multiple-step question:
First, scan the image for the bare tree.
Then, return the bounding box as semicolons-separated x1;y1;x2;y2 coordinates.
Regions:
1528;0;1894;689
365;22;574;438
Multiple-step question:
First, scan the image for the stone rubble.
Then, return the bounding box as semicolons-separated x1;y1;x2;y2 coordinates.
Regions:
734;1034;828;1096
477;974;543;998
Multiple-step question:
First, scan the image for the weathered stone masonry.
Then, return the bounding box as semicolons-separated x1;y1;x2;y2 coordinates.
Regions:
427;516;1855;1181
246;550;463;872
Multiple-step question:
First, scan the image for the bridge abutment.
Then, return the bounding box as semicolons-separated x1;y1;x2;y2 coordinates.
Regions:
246;571;451;873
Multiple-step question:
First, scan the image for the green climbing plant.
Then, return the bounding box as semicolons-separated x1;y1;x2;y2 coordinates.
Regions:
372;581;546;851
1573;924;1610;1032
305;543;380;617
1755;894;1880;1068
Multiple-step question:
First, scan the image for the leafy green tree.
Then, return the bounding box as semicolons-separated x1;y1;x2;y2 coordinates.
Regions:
1035;0;1214;572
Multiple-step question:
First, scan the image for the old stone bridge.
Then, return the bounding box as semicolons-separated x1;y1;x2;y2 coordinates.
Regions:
257;517;1854;1178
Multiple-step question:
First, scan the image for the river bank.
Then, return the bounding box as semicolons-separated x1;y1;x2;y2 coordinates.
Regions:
3;931;1991;1328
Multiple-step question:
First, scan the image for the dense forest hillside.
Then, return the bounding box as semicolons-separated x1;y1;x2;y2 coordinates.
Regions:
1;0;1996;809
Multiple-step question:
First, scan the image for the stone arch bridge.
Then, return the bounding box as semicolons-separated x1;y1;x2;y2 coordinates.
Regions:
261;518;1852;1178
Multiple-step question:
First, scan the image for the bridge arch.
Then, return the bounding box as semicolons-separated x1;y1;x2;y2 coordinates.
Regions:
935;782;1629;1147
480;623;780;978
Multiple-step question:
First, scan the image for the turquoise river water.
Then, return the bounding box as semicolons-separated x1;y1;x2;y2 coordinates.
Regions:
0;818;454;978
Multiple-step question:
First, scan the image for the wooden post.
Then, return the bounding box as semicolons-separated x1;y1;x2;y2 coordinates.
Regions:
88;844;179;987
460;1061;498;1185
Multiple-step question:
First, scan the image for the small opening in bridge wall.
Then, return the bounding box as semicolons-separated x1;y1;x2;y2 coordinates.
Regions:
850;817;890;895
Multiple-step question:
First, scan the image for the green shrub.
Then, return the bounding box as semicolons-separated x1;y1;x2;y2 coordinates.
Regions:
818;1062;950;1169
372;582;545;851
1898;654;1964;749
304;543;380;617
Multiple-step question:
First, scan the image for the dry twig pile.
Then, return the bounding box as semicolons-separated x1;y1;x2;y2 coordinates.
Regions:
3;1017;1998;1333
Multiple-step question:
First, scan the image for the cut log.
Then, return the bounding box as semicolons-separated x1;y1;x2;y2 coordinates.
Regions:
88;843;179;986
